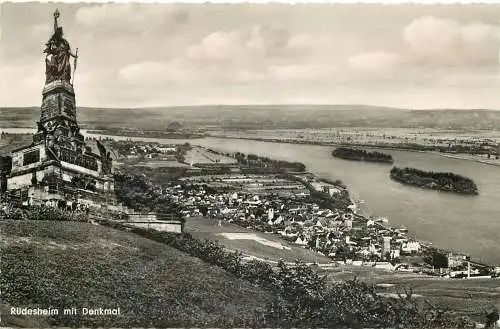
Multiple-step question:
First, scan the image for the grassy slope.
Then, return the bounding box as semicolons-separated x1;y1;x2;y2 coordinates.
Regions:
185;216;332;264
0;220;272;328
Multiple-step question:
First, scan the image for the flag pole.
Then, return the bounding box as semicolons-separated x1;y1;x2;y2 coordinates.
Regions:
72;48;78;85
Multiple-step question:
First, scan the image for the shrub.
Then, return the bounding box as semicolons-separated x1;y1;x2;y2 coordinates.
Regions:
98;220;474;328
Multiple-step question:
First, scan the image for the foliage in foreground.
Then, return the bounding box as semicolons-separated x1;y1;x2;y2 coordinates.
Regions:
101;220;476;329
113;171;183;216
0;204;88;222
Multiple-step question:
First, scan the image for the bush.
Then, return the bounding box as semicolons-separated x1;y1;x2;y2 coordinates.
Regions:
99;220;474;328
0;205;88;222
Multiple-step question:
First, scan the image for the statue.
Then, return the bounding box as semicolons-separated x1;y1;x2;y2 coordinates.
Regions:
44;10;78;84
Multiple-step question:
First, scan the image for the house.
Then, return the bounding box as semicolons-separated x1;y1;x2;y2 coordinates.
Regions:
374;262;394;271
402;241;420;253
390;249;400;259
295;236;308;246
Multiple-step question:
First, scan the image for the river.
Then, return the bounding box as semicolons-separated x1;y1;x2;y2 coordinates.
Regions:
2;128;500;265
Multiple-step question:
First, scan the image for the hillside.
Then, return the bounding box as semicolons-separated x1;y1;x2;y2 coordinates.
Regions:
185;216;332;264
2;105;500;130
0;220;272;328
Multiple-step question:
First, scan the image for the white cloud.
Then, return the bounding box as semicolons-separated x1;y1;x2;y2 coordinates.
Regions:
348;51;402;71
117;58;236;86
186;30;246;60
403;16;500;66
461;23;496;44
74;4;189;34
404;16;461;62
185;24;292;61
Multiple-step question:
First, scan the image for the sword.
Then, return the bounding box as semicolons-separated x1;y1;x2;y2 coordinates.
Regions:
72;48;78;85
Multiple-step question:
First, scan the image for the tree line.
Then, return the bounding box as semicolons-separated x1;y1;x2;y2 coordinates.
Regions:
332;147;394;163
390;167;479;195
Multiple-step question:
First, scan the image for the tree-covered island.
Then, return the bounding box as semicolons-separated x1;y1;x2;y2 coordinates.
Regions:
390;167;479;195
332;147;394;163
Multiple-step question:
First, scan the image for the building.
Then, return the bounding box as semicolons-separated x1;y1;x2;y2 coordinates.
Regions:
402;241;421;254
447;252;467;268
0;156;12;194
3;10;114;208
381;236;392;259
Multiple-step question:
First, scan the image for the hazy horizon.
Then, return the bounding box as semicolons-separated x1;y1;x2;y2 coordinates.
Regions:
3;3;500;109
2;103;500;111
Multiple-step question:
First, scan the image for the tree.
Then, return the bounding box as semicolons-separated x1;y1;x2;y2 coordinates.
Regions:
485;309;499;328
198;205;209;217
424;249;448;269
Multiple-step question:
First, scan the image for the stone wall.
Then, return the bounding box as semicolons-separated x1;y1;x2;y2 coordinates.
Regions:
10;144;47;175
126;221;183;233
127;213;157;222
7;172;33;190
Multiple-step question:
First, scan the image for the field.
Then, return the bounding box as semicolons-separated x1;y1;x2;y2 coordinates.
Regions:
138;160;191;168
184;146;237;165
3;106;500;131
372;277;499;321
0;133;32;153
0;220;272;328
184;216;331;264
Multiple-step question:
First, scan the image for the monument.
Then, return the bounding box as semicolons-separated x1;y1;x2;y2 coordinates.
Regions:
4;10;115;208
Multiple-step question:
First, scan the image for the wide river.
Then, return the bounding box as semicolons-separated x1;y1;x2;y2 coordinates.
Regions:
3;129;500;265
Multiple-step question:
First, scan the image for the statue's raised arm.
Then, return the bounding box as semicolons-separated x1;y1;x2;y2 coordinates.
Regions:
53;9;60;34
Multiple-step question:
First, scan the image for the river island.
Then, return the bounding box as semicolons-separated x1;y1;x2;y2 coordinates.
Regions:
390;167;479;195
332;147;394;163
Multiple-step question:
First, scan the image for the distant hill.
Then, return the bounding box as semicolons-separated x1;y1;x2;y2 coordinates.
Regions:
1;105;500;130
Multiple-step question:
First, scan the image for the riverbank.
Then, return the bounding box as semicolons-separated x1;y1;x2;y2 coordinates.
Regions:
2;129;499;265
434;152;500;167
208;134;500;167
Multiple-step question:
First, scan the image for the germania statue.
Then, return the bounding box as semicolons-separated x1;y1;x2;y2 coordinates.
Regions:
44;9;78;85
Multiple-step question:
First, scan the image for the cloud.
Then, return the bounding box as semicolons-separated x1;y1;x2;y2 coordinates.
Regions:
74;4;189;35
403;16;500;66
185;25;292;61
186;30;246;60
118;59;206;85
403;16;461;63
343;15;500;87
348;51;402;71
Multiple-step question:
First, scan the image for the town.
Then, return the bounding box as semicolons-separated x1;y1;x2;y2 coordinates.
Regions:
97;138;499;279
1;6;499;329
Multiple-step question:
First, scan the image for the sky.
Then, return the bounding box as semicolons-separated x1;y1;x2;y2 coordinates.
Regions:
2;2;500;109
